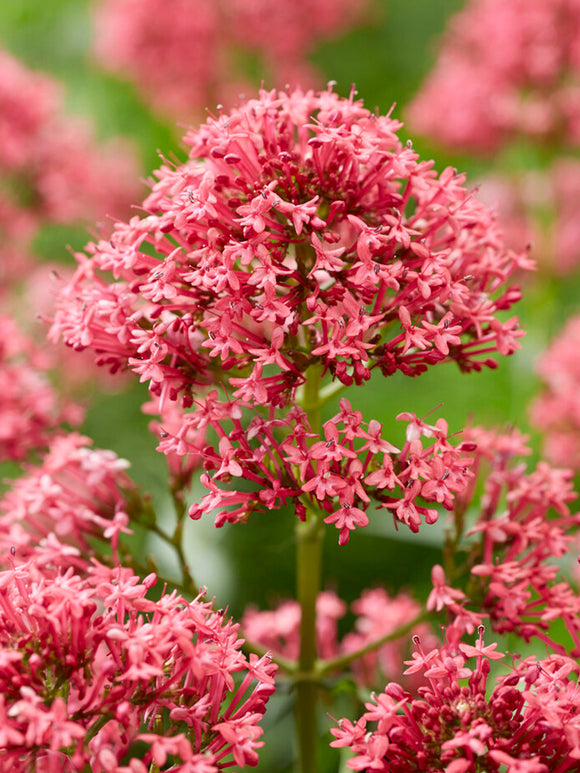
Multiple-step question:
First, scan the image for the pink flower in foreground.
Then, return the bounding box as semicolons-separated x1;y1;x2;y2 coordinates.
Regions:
408;0;580;153
333;630;580;771
530;314;580;472
0;560;276;772
51;87;525;538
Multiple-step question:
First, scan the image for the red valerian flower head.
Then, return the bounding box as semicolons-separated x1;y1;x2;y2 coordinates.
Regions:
51;87;525;536
332;630;580;771
52;86;526;398
0;560;276;772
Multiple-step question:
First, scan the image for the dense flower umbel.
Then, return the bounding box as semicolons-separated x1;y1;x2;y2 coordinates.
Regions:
184;401;475;542
0;433;135;572
530;315;580;471
0;560;276;772
51;87;525;537
0;315;82;463
408;0;580;154
332;628;580;772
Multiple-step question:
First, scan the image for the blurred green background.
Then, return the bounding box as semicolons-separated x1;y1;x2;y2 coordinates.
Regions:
2;2;579;768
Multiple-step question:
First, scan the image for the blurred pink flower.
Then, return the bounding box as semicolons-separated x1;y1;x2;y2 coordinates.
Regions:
242;587;434;689
408;0;580;153
0;47;142;290
476;159;580;276
531;314;580;470
93;0;371;119
0;315;82;464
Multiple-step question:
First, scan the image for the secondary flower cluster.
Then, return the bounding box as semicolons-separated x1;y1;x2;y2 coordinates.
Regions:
93;0;369;119
242;587;434;688
436;426;580;654
0;559;276;772
0;47;140;287
0;314;82;463
332;628;580;771
182;399;475;543
0;433;135;571
530;314;580;472
408;0;580;153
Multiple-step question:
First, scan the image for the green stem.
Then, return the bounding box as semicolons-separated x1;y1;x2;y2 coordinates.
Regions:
171;487;198;597
301;363;323;434
295;512;324;773
294;361;325;773
150;517;197;598
316;609;432;677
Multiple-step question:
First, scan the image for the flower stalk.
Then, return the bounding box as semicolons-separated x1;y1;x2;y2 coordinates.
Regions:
295;363;325;773
295;510;324;773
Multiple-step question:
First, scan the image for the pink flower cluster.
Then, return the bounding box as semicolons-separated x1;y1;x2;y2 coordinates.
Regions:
0;48;141;287
435;426;580;653
51;87;526;537
530;314;580;471
0;433;135;571
184;401;475;542
332;628;580;772
0;559;276;772
408;0;580;153
0;315;82;463
243;587;434;688
93;0;369;119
